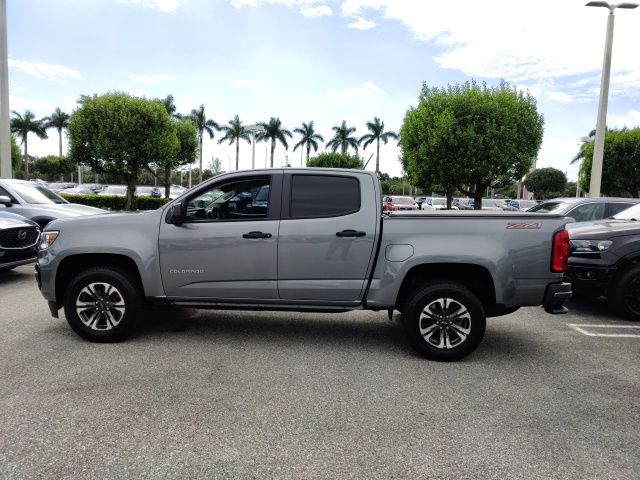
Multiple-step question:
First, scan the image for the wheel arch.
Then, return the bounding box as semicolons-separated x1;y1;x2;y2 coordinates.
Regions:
54;253;143;309
395;263;496;314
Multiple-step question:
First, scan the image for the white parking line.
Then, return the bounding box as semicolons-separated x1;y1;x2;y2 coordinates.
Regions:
567;323;640;338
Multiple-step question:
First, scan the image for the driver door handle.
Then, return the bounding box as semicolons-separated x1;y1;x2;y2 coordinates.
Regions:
242;231;272;239
336;229;366;238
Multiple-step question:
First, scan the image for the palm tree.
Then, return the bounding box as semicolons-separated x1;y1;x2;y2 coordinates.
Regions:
189;104;219;184
256;117;292;168
293;121;324;166
43;107;70;158
10;110;48;176
326;120;359;155
359;117;398;174
218;115;251;170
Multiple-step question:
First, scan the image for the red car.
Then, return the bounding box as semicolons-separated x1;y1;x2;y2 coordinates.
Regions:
383;195;418;211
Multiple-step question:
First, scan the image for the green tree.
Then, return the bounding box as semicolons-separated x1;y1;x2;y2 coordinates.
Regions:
43;107;70;157
68;92;179;210
579;127;640;197
157;117;198;198
32;155;76;181
218;115;251;170
256;117;292;168
189;104;219;184
524;167;567;199
10;110;48;176
11;134;22;172
293;121;324;166
401;80;544;209
326;120;359;155
359;117;398;174
307;151;363;169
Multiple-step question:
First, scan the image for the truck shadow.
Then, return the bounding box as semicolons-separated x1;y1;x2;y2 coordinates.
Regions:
136;308;538;362
138;308;413;357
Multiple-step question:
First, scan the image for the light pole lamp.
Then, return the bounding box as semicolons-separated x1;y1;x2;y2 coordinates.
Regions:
245;124;264;170
586;1;638;198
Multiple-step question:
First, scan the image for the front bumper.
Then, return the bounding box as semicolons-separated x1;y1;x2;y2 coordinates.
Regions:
543;282;572;314
564;264;616;298
0;255;37;271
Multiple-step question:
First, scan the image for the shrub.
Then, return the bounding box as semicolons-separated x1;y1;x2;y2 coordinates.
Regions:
59;193;170;211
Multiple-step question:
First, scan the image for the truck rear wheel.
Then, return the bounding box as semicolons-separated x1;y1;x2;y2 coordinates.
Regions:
608;265;640;321
401;282;486;361
63;266;144;342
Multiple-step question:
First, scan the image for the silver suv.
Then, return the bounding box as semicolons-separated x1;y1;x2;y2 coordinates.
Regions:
0;179;106;229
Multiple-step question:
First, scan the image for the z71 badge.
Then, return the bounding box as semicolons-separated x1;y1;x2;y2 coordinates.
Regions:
506;222;542;230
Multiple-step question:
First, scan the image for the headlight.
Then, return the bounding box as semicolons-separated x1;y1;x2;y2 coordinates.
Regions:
570;239;612;254
39;231;59;250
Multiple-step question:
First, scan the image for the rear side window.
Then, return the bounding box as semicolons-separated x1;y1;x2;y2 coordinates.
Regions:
568;202;606;222
290;175;360;218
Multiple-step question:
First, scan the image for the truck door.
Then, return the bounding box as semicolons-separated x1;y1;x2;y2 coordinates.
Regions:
277;173;378;302
159;173;282;301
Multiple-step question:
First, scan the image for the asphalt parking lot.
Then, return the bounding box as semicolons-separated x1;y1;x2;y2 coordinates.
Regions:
1;264;639;480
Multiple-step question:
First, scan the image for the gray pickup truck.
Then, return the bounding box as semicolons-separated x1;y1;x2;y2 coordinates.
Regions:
35;169;572;360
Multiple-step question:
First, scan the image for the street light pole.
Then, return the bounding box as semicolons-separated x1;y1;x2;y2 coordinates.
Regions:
586;1;638;198
0;0;11;179
245;124;264;170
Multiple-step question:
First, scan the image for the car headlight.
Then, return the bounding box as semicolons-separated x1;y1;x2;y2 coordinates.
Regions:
570;239;612;254
39;231;59;250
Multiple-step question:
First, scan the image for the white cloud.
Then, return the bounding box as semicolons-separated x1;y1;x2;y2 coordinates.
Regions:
127;73;176;85
347;17;376;30
326;81;385;103
336;0;640;99
230;79;252;89
117;0;181;12
547;90;573;104
609;110;640;129
230;0;334;19
230;0;257;7
301;4;332;17
9;95;57;116
9;59;81;81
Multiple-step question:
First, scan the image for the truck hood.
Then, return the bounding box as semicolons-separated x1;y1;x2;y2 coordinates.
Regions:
46;209;162;231
566;219;640;239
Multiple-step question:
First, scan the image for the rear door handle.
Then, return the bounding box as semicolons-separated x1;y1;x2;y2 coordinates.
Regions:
242;231;272;239
336;229;366;238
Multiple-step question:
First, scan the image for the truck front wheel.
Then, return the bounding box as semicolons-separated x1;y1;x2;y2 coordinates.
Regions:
401;282;486;361
63;267;144;342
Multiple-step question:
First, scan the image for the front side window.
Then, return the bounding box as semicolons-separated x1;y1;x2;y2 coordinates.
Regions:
290;175;360;218
185;177;271;221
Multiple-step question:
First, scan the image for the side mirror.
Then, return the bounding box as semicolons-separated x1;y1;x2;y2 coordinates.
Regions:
167;201;186;225
0;195;12;205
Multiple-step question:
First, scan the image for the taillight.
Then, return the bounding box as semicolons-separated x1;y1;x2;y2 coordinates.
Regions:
551;229;570;272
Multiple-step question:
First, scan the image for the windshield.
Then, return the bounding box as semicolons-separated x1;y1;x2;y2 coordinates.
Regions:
528;201;568;214
9;182;69;204
613;203;640;220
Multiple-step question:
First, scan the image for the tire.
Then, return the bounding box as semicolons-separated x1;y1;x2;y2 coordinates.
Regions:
608;265;640;321
63;266;144;342
401;282;486;361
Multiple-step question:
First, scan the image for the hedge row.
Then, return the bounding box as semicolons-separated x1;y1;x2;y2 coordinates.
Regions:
59;193;171;211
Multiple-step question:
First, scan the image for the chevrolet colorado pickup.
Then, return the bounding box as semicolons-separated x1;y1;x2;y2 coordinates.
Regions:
36;169;572;360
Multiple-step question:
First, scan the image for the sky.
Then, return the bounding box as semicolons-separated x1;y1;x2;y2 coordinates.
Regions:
6;0;640;180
